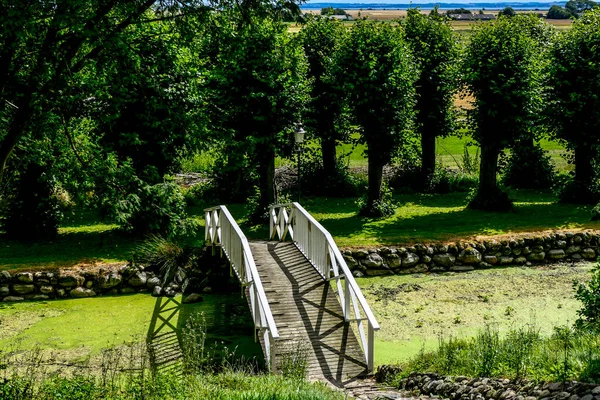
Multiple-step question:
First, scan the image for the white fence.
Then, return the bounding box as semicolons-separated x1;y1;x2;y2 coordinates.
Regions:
205;205;279;371
269;202;380;372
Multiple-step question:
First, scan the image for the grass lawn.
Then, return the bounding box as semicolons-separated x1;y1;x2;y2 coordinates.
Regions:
361;262;592;366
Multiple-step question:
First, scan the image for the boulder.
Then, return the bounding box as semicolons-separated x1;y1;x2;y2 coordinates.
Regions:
183;293;204;304
582;248;596;259
0;270;11;283
527;252;545;262
362;253;384;268
34;272;54;284
458;247;482;265
70;287;96;298
566;245;582;255
98;272;122;289
352;249;369;259
120;287;135;294
498;256;514;265
366;267;393;276
128;271;148;287
15;272;33;283
28;294;50;301
556;240;567;249
352;270;365;278
3;296;24;302
515;256;527;265
402;252;420;268
386;254;401;268
58;275;84;288
548;249;566;260
39;286;54;295
343;255;358;268
405;264;428;274
432;253;456;268
146;277;162;289
483;255;498;265
451;265;474;272
152;286;162;297
12;284;35;295
0;285;10;296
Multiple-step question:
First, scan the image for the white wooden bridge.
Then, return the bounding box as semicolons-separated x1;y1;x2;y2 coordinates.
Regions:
204;203;380;386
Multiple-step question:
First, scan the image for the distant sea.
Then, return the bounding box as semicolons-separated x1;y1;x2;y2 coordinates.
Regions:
302;2;566;10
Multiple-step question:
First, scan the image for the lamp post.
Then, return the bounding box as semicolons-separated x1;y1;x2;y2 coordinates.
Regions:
294;123;305;203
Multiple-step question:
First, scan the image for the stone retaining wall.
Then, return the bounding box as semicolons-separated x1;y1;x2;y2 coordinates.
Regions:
396;372;600;400
342;231;599;277
0;264;162;302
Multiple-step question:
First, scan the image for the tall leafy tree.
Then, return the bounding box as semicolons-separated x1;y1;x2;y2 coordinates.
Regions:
403;8;460;184
203;9;309;218
335;20;417;217
297;15;349;182
464;16;544;210
547;9;600;203
0;0;210;182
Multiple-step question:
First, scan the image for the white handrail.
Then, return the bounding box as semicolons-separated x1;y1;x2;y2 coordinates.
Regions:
269;202;380;372
205;205;279;371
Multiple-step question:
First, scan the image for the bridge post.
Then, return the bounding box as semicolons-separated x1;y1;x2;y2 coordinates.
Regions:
368;323;375;372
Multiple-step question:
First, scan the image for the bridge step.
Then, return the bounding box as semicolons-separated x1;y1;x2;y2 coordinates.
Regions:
248;241;367;386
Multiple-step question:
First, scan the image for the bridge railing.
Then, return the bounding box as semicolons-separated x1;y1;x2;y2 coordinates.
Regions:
269;202;380;372
205;205;279;371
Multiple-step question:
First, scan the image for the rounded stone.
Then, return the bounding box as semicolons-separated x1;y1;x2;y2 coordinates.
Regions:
12;284;35;295
15;272;34;283
70;287;96;298
432;253;456;268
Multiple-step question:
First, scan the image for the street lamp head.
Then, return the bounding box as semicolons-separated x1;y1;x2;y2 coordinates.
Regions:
294;123;305;145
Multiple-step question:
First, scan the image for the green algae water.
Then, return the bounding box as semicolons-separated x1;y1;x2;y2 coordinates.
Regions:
0;293;263;365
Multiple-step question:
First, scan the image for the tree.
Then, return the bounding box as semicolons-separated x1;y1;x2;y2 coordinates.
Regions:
499;6;516;17
464;16;544;210
202;9;309;219
547;5;572;19
546;9;600;203
446;8;472;15
403;9;460;185
335;20;416;217
0;1;214;184
565;0;598;16
297;15;349;184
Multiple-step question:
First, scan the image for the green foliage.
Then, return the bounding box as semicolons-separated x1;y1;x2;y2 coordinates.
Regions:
547;9;600;203
565;0;599;16
297;15;350;181
403;9;460;182
503;140;556;189
397;323;600;383
547;5;572;19
1;163;62;240
574;264;600;328
113;180;197;237
320;7;347;16
464;15;546;210
357;182;397;218
446;8;472;14
335;19;416;215
202;8;309;217
499;6;517;17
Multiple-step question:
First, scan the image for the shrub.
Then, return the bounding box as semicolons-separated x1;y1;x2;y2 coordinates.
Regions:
113;180;197;236
503;141;556;189
357;182;396;218
1;163;63;240
574;264;600;328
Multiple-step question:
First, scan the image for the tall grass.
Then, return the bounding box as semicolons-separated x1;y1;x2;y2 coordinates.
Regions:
0;313;343;400
394;324;600;384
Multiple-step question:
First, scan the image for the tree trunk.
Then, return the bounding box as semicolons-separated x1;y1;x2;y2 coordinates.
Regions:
477;143;500;198
421;131;436;181
366;154;384;213
0;99;34;183
257;146;276;213
321;137;337;180
574;145;595;188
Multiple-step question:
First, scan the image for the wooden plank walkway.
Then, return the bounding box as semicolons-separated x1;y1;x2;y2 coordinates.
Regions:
249;241;367;386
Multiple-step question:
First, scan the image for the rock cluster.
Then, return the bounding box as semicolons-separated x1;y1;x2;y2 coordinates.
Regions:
0;265;158;302
343;231;599;277
399;373;600;400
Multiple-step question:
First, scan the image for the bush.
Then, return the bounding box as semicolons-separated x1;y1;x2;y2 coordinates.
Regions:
574;264;600;328
113;180;197;236
295;148;366;198
1;163;63;240
357;182;396;218
547;5;572;19
557;178;600;205
503;141;555;189
467;186;513;211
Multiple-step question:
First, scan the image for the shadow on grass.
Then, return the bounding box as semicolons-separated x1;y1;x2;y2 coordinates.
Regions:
0;229;141;270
